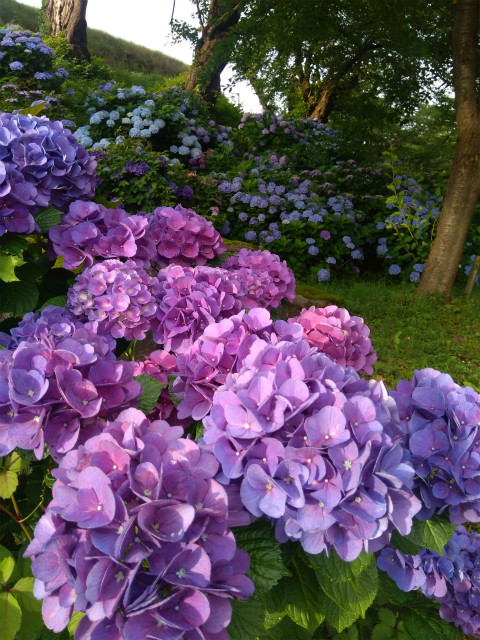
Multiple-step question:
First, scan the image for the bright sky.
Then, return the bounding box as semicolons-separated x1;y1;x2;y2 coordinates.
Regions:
14;0;261;111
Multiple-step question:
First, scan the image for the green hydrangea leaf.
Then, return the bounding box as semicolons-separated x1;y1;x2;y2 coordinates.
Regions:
39;296;68;311
317;552;378;632
134;374;167;414
233;520;290;594
0;235;29;257
0;591;22;640
281;559;325;633
0;255;26;283
0;281;39;317
392;514;455;555
0;545;15;584
34;206;63;232
228;598;265;640
18;102;46;117
0;467;18;499
403;600;463;640
262;615;312;640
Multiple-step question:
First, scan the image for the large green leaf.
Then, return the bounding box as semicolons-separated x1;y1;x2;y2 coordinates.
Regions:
0;591;22;640
12;577;43;640
0;281;39;317
391;514;455;555
228;598;266;640
0;255;26;283
0;546;15;584
283;559;325;633
308;549;372;582
233;520;290;594
134;374;166;414
403;600;463;640
34;206;63;232
0;235;29;257
0;467;18;499
317;552;378;632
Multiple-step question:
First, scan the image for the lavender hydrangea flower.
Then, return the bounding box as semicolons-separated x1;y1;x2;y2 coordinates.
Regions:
202;338;421;561
67;259;161;340
49;201;155;270
146;204;226;267
0;306;141;459
25;408;254;637
151;264;244;354
0;113;96;235
388;368;480;523
174;308;303;421
222;248;295;309
289;305;377;375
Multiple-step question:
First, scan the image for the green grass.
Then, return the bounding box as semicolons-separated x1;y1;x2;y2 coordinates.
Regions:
318;279;480;390
0;0;188;79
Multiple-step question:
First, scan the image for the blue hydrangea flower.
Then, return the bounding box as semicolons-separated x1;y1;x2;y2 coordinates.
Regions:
389;264;402;275
317;268;330;281
308;246;319;256
9;60;23;71
245;231;257;242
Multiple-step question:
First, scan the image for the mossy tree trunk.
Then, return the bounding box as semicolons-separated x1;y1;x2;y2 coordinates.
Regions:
416;0;480;299
184;0;243;103
45;0;90;61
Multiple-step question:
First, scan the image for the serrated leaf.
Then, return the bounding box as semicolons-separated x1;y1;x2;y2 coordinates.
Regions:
0;591;22;640
228;598;265;640
317;553;378;632
0;545;15;584
39;295;68;311
0;254;26;282
283;559;324;633
308;549;372;582
403;600;463;640
134;374;166;414
233;520;290;594
95;196;123;209
0;467;18;499
35;206;63;232
392;515;455;556
0;281;39;317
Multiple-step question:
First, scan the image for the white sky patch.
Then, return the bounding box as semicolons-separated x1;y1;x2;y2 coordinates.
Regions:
14;0;261;112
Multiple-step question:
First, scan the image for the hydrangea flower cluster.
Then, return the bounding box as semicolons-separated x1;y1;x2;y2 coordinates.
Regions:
202;336;421;561
377;526;480;638
222;248;296;309
25;407;254;638
0;113;97;234
388;368;480;523
152;264;244;355
48;201;153;270
67;259;161;341
0;26;56;79
173;308;304;421
0;306;141;460
289;305;377;375
146;204;226;267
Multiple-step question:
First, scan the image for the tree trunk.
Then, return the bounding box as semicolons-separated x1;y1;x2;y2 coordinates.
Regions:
416;0;480;299
185;0;242;103
46;0;90;61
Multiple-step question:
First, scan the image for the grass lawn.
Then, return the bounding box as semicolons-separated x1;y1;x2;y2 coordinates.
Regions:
317;279;480;390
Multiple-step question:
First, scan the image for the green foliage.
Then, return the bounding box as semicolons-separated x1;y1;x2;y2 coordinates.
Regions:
134;374;167;414
0;546;44;640
391;515;456;556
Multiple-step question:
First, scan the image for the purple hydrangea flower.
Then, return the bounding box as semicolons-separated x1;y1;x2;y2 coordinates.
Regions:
48;201;154;270
122;160;150;175
317;268;330;282
0;113;96;235
146;204;226;267
0;306;141;460
25;408;254;637
67;259;161;340
202;338;421;561
151;264;244;354
388;368;480;523
222;248;295;309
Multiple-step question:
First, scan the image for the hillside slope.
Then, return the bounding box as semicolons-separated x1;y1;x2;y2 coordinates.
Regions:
0;0;188;77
